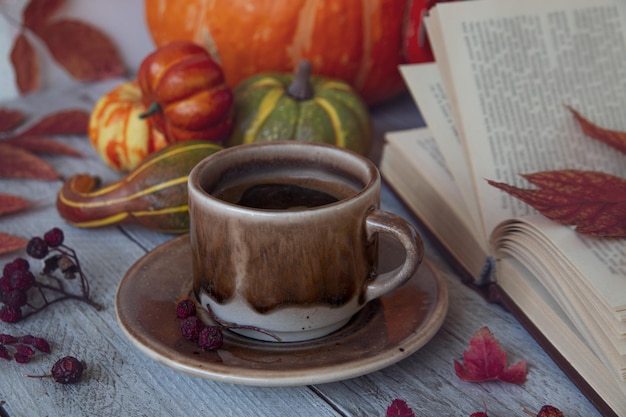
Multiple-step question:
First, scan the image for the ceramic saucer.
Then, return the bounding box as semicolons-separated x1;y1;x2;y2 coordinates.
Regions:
115;234;448;386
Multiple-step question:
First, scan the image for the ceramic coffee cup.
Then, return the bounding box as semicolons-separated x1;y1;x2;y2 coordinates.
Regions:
187;141;424;342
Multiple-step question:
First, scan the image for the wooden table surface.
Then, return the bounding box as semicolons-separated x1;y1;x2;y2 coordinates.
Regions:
0;81;601;417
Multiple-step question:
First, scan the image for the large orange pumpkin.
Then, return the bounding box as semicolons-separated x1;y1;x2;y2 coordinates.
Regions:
144;0;409;106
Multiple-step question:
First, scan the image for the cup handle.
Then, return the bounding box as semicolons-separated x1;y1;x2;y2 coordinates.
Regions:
364;210;424;302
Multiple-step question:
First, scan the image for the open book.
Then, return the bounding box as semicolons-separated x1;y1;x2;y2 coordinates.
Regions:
380;0;626;415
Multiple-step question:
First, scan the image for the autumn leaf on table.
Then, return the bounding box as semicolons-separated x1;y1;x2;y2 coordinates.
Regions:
0;194;33;217
0;108;26;133
10;33;39;94
17;109;89;136
22;0;66;35
4;136;81;157
567;106;626;155
0;143;60;180
0;194;31;252
488;170;626;237
10;0;125;94
385;399;415;417
0;233;28;256
454;327;527;384
38;19;125;82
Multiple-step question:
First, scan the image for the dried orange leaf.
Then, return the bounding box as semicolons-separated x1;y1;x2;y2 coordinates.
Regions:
0;232;28;256
19;109;89;136
38;19;124;82
0;194;33;217
10;33;39;94
454;327;527;384
0;143;60;180
4;136;82;157
488;170;626;237
567;106;626;155
22;0;66;34
0;108;26;133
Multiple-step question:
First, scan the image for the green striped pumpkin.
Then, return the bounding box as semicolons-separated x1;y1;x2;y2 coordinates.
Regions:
227;61;372;155
56;141;223;233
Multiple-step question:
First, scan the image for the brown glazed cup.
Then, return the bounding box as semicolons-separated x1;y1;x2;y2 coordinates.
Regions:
187;141;424;342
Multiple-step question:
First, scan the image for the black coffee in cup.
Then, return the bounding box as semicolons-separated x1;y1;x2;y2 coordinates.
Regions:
207;162;363;210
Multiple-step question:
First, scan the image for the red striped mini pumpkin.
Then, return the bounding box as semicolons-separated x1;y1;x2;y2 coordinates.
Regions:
88;81;167;172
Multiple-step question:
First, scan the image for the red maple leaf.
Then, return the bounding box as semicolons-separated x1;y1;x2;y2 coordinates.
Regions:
454;327;527;384
488;170;626;237
523;405;565;417
567;106;626;155
385;399;415;417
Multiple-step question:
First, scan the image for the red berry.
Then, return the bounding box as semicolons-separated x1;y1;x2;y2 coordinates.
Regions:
0;277;10;294
3;258;29;278
51;356;84;384
43;228;64;247
198;326;223;351
3;289;27;308
0;306;22;323
9;269;35;291
180;316;204;342
176;299;196;319
27;356;85;383
26;237;49;259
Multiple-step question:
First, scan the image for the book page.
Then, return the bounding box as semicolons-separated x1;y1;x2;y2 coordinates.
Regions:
492;218;626;379
496;257;626;411
381;129;488;278
493;215;626;320
430;0;626;311
399;64;486;245
431;0;626;235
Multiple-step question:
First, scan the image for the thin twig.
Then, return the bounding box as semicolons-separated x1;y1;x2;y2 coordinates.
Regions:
204;303;282;342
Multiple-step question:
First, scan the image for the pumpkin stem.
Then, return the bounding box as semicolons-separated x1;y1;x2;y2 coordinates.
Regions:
287;60;314;101
139;102;162;119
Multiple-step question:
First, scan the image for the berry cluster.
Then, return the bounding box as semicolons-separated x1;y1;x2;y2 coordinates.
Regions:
176;299;223;351
0;333;50;363
0;227;101;323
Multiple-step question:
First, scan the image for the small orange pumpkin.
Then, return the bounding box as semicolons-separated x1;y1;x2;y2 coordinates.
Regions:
88;81;168;172
143;0;409;106
137;41;234;143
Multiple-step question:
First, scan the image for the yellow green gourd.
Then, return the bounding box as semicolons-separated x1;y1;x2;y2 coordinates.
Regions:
56;141;223;233
228;61;372;155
